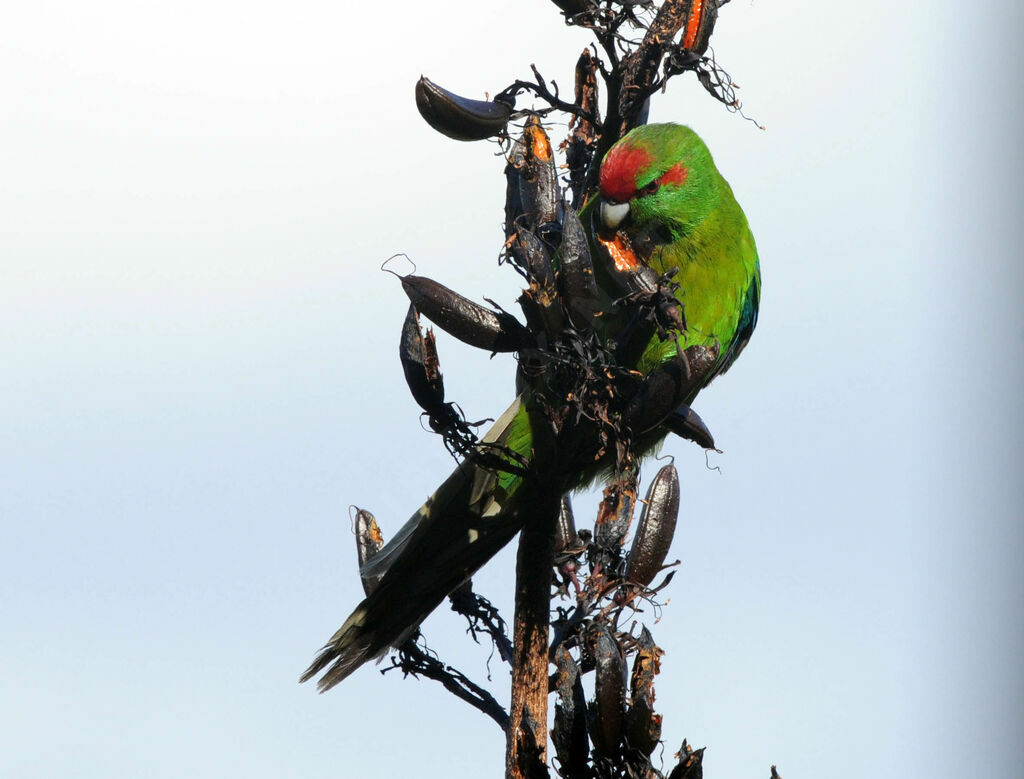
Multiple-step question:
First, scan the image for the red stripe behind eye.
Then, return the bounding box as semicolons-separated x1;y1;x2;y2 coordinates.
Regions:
660;162;688;187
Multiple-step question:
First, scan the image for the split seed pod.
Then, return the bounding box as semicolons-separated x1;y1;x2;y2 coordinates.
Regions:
551;644;589;774
504;137;527;236
554;496;579;555
681;0;720;57
518;116;560;229
399;304;446;416
565;48;600;209
667;742;706;779
510;227;556;289
354;508;385;596
624;627;664;756
594;466;638;553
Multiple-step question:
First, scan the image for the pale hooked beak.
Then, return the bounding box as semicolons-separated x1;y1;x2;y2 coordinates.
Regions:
600;200;630;230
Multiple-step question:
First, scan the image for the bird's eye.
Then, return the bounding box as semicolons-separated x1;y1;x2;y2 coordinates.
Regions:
638;178;660;197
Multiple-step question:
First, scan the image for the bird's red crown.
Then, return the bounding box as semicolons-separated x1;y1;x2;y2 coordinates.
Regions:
600;144;654;203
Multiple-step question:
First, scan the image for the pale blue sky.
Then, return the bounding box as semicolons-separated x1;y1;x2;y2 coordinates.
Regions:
2;1;1021;777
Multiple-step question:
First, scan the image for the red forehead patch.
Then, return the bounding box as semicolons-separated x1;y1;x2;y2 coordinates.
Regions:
600;143;654;202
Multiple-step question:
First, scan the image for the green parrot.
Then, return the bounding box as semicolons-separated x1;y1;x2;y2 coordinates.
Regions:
301;123;760;691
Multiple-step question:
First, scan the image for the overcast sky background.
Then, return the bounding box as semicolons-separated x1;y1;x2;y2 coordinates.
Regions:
2;1;1021;777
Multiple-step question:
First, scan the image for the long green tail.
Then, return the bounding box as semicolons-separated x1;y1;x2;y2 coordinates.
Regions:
300;398;532;691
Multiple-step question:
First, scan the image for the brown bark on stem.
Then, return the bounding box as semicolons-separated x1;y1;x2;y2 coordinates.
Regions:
505;488;560;779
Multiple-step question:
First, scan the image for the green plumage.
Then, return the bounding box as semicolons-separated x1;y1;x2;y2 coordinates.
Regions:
591;123;760;388
302;123;760;690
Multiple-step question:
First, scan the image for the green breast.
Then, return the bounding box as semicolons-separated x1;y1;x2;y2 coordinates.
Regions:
637;188;760;384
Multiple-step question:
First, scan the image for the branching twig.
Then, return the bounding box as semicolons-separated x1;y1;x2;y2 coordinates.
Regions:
499;65;602;129
449;581;515;666
385;637;510;732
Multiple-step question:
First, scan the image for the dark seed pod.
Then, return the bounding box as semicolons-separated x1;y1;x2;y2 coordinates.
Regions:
559;207;604;329
664;405;716;450
566;48;600;209
550;0;590;16
518;116;560;229
629;627;661;700
588;624;626;758
623;353;690;435
353;508;385;596
626;465;680;587
551;644;589;776
624;344;719;434
510;227;556;289
591;212;665;297
510;228;564;343
400;275;529;353
614;262;661;297
414;76;512;141
625;697;662;757
683;343;719;388
635;96;651;127
667;741;705;779
681;0;720;57
625;630;663;758
554;496;579;555
399;304;446;415
612;309;659;370
504;137;527;236
594;465;638;553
